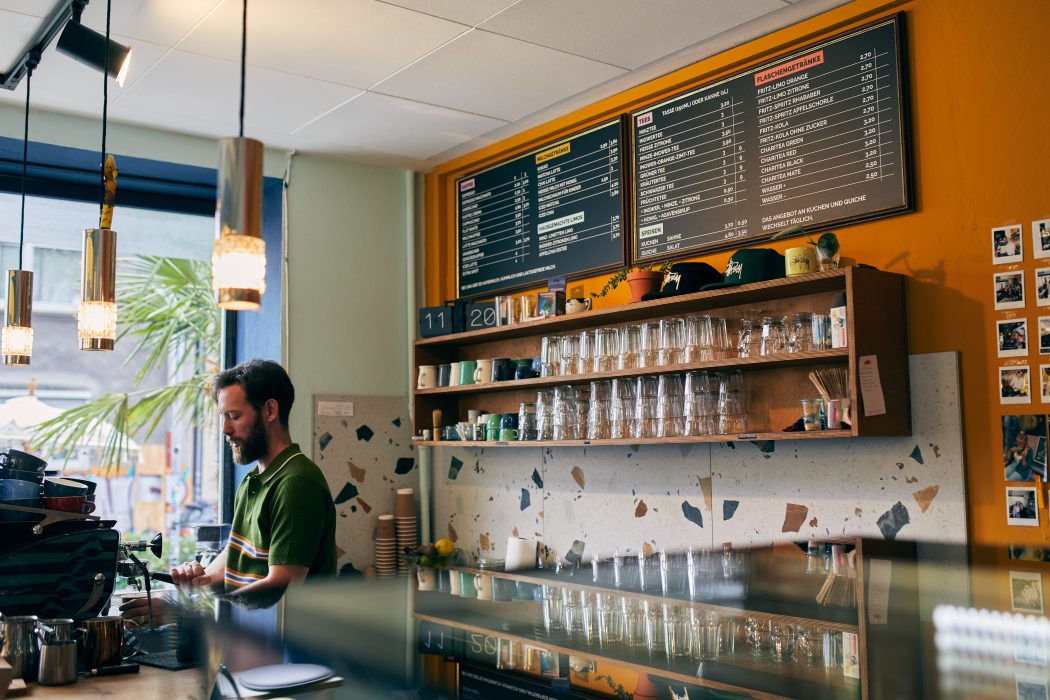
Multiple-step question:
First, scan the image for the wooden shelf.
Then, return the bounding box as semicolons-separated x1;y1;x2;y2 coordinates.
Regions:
413;609;860;700
416;269;850;348
438;565;858;631
416;348;849;396
413;430;852;448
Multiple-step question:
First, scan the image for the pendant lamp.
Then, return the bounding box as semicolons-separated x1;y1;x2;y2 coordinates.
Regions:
213;0;265;310
77;0;118;351
2;53;39;366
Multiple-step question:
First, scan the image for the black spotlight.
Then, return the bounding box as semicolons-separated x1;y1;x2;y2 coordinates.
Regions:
56;19;132;86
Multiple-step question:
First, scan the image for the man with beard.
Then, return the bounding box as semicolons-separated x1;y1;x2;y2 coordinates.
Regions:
121;360;335;618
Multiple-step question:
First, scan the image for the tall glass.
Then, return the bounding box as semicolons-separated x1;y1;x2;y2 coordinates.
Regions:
657;317;686;366
656;373;685;437
536;390;554;440
633;375;660;439
558;334;580;376
663;605;693;660
596;592;623;649
621;597;647;651
639;321;660;368
685;315;713;362
788;311;814;353
552;385;578;440
577;330;595;375
540;335;560;378
619;325;642;370
759;316;788;356
610;378;636;439
717;388;747;434
594;327;620;372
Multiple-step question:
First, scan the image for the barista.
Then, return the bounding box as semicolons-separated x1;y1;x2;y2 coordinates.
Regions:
121;360;336;619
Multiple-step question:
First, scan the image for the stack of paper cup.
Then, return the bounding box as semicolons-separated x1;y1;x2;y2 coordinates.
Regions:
395;488;418;575
375;514;397;578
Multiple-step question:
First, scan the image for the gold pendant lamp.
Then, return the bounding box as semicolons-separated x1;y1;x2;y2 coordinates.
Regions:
2;52;39;366
213;0;265;310
77;0;118;351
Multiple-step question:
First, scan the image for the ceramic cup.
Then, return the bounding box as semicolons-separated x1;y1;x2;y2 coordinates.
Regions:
565;297;592;314
43;495;93;514
474;359;493;385
492;358;516;382
417;567;437;591
417;365;438;389
449;362;462;387
449;571;462;595
459;360;477;386
486;414;501;442
785;246;817;276
474;574;494;600
437;364;452;387
43;478;88;498
459;573;476;599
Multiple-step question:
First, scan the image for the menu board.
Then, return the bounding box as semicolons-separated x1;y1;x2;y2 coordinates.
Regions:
631;16;910;261
456;119;626;297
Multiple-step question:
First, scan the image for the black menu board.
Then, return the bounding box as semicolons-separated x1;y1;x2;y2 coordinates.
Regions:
456;119;626;297
631;15;910;261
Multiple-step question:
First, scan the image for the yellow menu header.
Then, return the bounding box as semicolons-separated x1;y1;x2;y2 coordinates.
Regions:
536;142;570;164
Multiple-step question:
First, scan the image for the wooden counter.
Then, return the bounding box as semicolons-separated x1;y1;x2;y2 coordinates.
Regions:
16;666;206;699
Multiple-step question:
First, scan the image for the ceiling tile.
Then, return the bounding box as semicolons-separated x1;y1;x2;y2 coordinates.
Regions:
377;0;519;26
290;91;507;160
175;0;467;89
376;30;625;121
0;9;45;75
111;50;362;148
78;0;223;48
479;0;789;70
0;1;62;18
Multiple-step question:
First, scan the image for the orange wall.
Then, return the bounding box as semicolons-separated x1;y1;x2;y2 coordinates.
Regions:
424;0;1050;573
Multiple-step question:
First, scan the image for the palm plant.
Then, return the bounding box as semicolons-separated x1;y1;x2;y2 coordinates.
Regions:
31;255;221;469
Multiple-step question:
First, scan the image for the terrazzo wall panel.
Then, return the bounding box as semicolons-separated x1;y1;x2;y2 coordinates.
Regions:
312;394;418;575
432;352;966;564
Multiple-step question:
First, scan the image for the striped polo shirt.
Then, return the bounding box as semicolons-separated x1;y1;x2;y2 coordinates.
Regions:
225;443;337;592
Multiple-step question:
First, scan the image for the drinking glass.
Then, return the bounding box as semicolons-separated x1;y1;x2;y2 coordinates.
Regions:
559;335;581;376
637;551;661;593
697;611;723;661
659;550;688;596
737;318;758;358
657;317;686;366
552;385;578;440
759;316;787;356
768;620;797;663
586;398;611;440
561;587;581;641
619;325;642;370
801;398;823;432
540;336;560;378
536;390;554;440
610;378;636;439
639;321;660;368
594;327;620;372
717;388;746;434
812;313;831;350
577;330;595;375
597;593;624;649
578;591;599;646
745;616;764;657
613;550;639;590
796;625;822;667
518;402;538;441
656;373;685;437
621;597;648;650
633;375;660;439
711;316;732;359
685;315;714;362
684;371;715;436
644;600;666;659
538;585;564;640
687;547;716;601
788;312;814;353
822;629;843;670
592;557;614;586
663;605;693;660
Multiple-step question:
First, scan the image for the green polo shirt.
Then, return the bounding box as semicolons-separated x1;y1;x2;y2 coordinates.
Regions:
225;444;336;592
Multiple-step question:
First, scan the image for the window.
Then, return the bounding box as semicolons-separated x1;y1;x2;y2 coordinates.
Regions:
34;247;80;306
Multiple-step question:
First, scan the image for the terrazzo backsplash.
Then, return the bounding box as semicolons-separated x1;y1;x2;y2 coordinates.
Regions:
432;352;966;565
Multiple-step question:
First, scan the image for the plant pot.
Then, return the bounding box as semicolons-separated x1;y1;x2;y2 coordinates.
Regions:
626;271;663;302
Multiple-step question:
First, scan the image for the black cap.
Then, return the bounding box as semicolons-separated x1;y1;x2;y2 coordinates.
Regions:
641;263;724;301
700;249;786;291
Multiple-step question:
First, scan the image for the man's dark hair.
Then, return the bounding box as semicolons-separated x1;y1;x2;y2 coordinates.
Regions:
213;359;295;427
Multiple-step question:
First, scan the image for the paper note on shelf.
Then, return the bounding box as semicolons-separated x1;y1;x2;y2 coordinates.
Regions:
318;401;354;417
867;558;892;625
858;354;887;416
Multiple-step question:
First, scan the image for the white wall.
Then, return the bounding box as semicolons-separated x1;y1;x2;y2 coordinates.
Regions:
0;105;415;449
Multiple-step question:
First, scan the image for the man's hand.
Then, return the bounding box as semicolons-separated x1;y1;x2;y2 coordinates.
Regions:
119;596;169;624
170;561;215;588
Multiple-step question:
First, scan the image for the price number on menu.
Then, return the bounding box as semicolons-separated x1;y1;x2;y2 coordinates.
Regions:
465;631;500;666
417;306;454;339
417;620;454;656
465;301;499;331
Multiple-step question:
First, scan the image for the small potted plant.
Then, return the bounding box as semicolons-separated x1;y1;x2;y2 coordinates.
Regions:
591;261;672;303
809;231;840;271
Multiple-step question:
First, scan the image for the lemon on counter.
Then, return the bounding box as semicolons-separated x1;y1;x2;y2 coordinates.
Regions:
434;538;455;556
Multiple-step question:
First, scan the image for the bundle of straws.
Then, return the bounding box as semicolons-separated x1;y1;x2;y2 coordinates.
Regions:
816;544;857;608
809;367;848;400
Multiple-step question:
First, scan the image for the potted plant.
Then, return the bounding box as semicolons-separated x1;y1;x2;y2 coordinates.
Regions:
809;231;840;271
591;261;672;303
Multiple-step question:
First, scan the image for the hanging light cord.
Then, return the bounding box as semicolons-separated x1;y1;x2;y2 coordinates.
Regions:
99;0;112;217
18;55;37;271
239;0;247;137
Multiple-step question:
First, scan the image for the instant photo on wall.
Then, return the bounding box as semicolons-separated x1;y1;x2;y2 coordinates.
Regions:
1003;415;1047;481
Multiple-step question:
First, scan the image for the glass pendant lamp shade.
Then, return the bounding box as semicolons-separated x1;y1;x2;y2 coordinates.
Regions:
213;136;265;310
78;227;117;350
2;270;33;365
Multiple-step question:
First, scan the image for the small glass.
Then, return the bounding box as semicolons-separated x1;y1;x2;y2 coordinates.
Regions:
737;318;758;358
613;550;639;590
759;316;787;356
619;325;642;370
644;600;666;659
536;390;554;440
796;625;823;667
639;321;660;368
552;385;579;440
596;592;623;649
697;611;723;661
578;590;598;646
633;376;660;439
659;550;688;596
657;317;686;366
656;373;685;438
621;597;647;650
518;402;537;441
558;335;580;376
586;398;611;440
540;335;560;377
594;327;620;372
717;388;746;435
577;330;595;375
801;398;823;432
592;557;614;586
745;616;764;657
768;620;796;663
684;315;713;363
663;605;693;660
788;311;814;353
610;378;636;439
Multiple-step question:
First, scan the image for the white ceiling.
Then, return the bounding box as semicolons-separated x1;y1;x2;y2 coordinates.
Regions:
0;0;848;172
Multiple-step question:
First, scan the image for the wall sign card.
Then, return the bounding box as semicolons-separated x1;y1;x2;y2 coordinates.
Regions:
456;119;626;297
631;15;911;261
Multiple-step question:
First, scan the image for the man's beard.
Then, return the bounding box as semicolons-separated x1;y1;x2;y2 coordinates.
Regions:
229;413;267;465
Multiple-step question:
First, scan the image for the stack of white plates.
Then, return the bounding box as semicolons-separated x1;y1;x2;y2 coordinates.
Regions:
395;488;417;576
375;514;397;578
